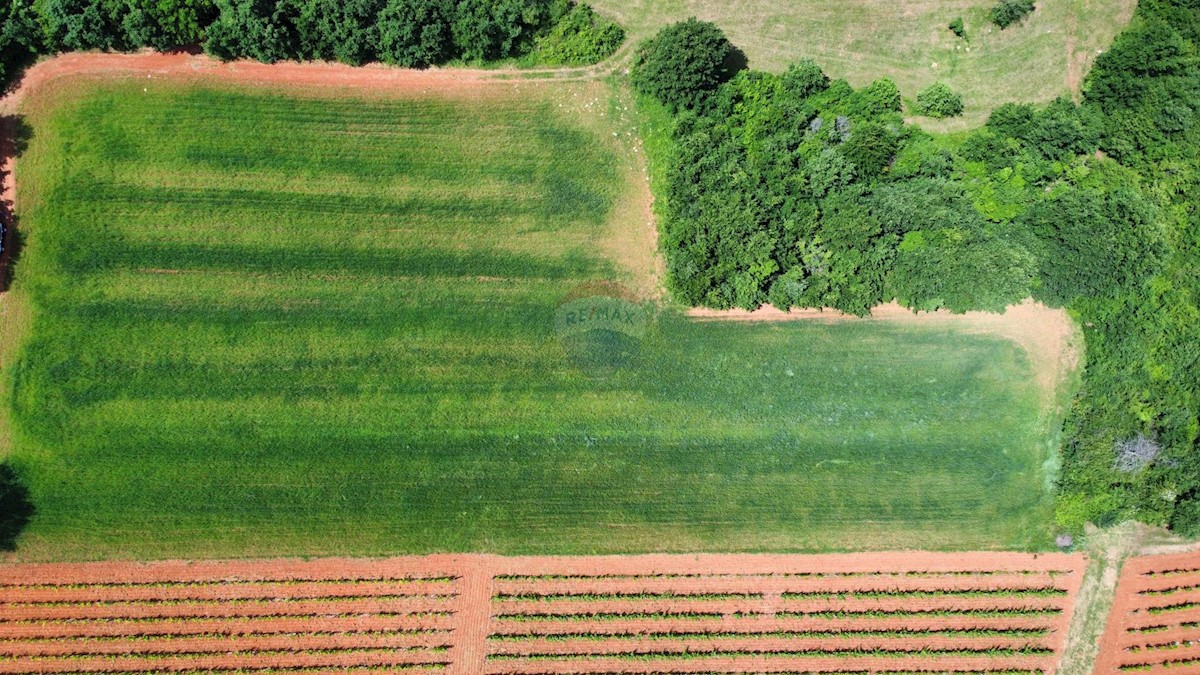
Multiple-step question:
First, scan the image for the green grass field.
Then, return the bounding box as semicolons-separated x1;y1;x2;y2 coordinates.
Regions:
2;80;1060;560
593;0;1135;129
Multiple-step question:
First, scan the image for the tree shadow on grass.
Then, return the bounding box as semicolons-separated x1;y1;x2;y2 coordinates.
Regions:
722;45;750;80
0;114;32;292
0;462;34;551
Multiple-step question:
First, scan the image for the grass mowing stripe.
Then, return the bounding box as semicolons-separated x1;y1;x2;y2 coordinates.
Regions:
5;79;1060;560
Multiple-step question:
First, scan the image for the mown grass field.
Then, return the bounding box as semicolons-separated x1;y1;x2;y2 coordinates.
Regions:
593;0;1135;129
2;80;1059;560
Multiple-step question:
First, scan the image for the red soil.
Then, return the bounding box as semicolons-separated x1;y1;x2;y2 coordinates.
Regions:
483;655;1053;674
488;613;1060;636
492;571;1072;596
1094;551;1200;674
0;552;1087;674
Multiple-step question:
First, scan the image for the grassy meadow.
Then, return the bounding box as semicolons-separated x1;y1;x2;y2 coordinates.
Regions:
592;0;1135;129
2;80;1059;560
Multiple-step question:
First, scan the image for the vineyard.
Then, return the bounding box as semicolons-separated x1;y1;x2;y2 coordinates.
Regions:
0;552;1087;674
1095;551;1200;674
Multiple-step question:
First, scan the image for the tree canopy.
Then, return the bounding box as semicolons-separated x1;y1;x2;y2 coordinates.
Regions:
0;0;623;78
630;17;735;113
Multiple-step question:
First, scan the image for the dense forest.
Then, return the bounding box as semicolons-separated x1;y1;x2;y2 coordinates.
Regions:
0;0;622;80
635;3;1200;536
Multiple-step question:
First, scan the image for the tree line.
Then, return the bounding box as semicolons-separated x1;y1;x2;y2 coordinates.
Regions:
633;8;1198;538
0;0;623;81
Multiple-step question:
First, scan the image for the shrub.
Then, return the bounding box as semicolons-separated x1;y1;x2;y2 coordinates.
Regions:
1024;186;1164;305
989;0;1034;29
914;82;964;118
376;0;453;67
449;0;544;62
291;0;383;65
122;0;215;50
889;230;1035;313
204;0;296;62
1170;493;1200;537
987;102;1037;139
631;18;734;113
850;77;901;118
533;2;623;66
780;59;828;99
1114;433;1162;472
1025;96;1102;159
38;0;130;51
841;122;898;176
949;16;965;39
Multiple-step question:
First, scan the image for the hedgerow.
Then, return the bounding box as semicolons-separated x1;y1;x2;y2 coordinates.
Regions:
0;0;622;79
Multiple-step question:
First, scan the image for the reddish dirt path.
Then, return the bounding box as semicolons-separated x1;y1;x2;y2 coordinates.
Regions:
1094;551;1200;674
0;50;602;115
0;551;1087;674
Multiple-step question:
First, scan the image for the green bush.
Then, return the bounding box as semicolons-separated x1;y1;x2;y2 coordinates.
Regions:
204;0;295;62
949;16;965;39
376;0;453;67
989;0;1035;29
122;0;215;51
842;122;898;176
38;0;130;51
533;3;624;66
631;18;734;113
292;0;383;65
889;229;1035;313
914;82;964;118
850;77;902;118
1170;493;1200;536
1025;185;1163;305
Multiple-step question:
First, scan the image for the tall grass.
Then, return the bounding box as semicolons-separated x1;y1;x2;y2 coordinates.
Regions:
5;81;1055;560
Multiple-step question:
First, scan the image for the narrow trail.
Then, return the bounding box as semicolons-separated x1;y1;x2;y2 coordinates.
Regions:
0;44;635;115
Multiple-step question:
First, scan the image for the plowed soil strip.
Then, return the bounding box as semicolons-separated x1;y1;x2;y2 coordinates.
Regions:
481;654;1053;674
488;615;1058;636
0;596;451;621
493;574;1071;597
5;648;451;674
0;556;467;586
0;615;455;639
1095;552;1200;674
0;580;454;603
492;596;1068;617
1132;571;1200;594
0;632;452;657
490;553;1084;577
487;634;1050;656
